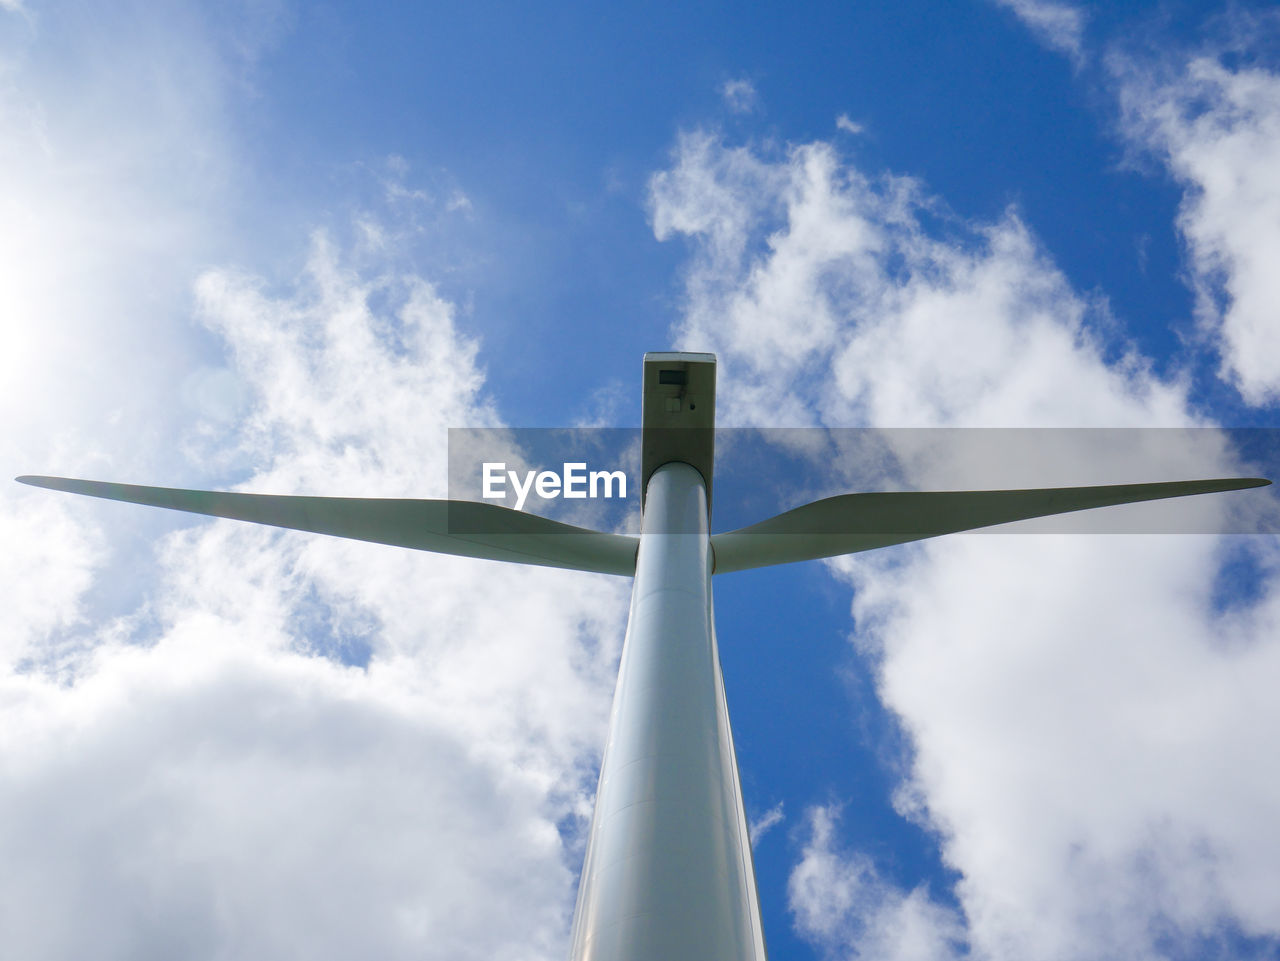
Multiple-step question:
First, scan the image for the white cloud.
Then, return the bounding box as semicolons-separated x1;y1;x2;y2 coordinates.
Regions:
0;645;573;960
749;800;785;844
789;805;966;961
721;77;760;114
2;233;632;960
0;1;259;679
861;531;1280;959
0;492;102;668
651;131;1190;430
1116;53;1280;406
836;114;865;135
651;130;1280;960
0;0;242;475
990;0;1086;61
1;10;630;958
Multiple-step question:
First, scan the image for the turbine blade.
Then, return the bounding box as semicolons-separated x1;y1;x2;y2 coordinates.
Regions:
710;477;1272;574
16;475;638;576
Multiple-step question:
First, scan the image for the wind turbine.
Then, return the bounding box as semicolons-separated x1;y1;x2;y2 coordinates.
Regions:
17;351;1270;961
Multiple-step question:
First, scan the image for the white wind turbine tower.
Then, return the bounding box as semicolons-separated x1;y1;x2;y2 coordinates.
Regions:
18;351;1271;961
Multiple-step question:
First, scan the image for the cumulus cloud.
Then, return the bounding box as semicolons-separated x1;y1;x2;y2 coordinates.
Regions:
990;0;1087;61
2;233;631;960
651;130;1190;431
1;12;629;957
1;645;570;961
0;493;102;668
1116;51;1280;406
651;129;1280;960
789;805;965;961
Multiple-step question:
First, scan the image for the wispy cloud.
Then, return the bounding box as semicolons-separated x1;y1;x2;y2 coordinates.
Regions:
749;800;785;844
721;77;760;114
836;114;865;135
990;0;1087;62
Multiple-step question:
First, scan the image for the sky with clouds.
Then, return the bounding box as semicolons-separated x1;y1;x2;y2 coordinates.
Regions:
3;2;1280;959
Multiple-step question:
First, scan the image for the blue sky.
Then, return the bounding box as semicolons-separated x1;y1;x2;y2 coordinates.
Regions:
4;2;1280;959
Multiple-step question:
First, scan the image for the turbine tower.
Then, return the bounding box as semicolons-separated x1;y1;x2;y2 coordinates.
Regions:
17;352;1270;961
